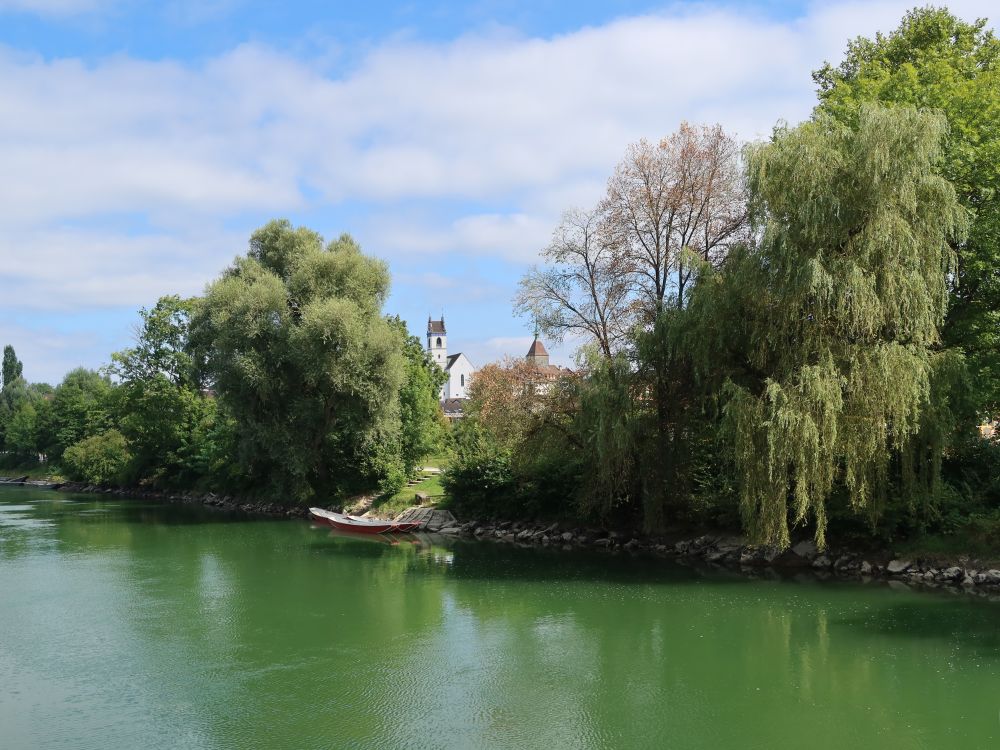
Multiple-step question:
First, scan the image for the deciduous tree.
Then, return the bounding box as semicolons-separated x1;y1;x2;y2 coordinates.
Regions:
707;105;964;549
191;219;407;503
814;6;1000;418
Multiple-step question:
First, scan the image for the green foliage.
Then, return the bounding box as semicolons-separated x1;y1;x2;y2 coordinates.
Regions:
442;419;516;516
574;352;640;518
62;430;131;485
702;105;964;549
2;345;23;389
108;296;218;488
391;316;447;474
814;6;1000;418
44;368;113;460
110;295;199;388
191;219;408;503
5;402;40;459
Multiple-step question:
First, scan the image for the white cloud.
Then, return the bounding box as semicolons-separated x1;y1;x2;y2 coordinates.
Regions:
1;226;245;309
1;0;998;376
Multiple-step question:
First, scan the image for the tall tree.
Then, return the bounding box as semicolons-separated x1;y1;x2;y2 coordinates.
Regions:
603;122;746;316
704;105;964;549
191;219;407;503
2;345;23;390
390;316;447;474
108;296;211;486
516;208;633;360
44;368;113;460
814;6;1000;418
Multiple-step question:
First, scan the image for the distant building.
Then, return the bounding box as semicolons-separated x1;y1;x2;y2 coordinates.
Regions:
427;316;476;403
524;334;572;388
440;398;466;421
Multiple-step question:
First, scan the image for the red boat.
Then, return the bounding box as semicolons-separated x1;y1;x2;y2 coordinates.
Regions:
309;507;420;534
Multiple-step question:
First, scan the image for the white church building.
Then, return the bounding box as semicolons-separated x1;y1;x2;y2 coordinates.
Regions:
427;317;475;401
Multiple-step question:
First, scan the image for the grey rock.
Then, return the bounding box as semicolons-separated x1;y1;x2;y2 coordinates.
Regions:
438;527;462;535
833;555;853;571
791;540;818;559
760;545;781;563
886;559;912;574
560;532;574;542
811;555;833;570
942;566;963;581
593;538;612;547
860;560;873;575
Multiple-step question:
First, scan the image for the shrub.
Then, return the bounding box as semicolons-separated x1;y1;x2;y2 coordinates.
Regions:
62;430;131;486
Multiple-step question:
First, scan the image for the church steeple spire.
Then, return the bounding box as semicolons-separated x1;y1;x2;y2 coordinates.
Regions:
427;314;447;368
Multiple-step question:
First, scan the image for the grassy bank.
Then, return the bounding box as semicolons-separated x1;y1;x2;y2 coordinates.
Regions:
369;453;451;517
0;460;64;482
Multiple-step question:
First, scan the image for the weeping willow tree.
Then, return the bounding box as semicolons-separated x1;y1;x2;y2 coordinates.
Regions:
713;105;965;549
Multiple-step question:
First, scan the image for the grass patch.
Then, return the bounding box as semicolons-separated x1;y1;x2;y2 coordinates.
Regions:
371;466;448;518
0;460;65;482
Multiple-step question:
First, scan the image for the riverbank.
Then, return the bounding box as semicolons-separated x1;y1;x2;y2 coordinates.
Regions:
49;481;309;519
432;517;1000;599
9;478;998;597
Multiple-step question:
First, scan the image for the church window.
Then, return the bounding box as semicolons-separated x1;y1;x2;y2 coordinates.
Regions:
461;374;465;387
436;337;442;347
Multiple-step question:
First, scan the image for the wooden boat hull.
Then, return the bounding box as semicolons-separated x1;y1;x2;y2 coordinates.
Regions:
309;508;418;534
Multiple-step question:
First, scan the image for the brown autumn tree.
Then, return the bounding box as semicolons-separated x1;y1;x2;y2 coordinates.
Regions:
603;122;746;315
518;122;746;366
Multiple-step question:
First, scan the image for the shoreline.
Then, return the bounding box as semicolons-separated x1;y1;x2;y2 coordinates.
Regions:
4;479;998;598
419;518;1000;599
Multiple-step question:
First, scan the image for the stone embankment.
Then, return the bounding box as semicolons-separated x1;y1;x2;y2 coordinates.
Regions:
26;481;998;598
53;482;309;518
440;519;1000;598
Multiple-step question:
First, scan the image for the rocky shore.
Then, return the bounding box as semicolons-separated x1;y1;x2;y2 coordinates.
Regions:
51;481;309;518
434;518;1000;599
10;479;997;598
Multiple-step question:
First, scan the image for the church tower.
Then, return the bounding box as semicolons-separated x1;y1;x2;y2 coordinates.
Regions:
427;316;447;368
525;330;549;366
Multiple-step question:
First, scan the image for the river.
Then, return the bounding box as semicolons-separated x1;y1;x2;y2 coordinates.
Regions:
1;486;998;749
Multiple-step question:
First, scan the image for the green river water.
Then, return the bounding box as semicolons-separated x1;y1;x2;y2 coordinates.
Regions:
1;486;998;749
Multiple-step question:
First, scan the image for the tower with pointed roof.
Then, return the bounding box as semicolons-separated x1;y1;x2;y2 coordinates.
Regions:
426;314;475;405
427;316;447;369
525;331;549;367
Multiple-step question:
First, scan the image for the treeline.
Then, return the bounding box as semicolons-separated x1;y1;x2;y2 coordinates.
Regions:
445;7;1000;550
0;222;447;504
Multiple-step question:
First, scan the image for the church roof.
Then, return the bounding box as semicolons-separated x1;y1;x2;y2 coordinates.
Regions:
526;338;548;357
445;352;475;370
428;317;446;334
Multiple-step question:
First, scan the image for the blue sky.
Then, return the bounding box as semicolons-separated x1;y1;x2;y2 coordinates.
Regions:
1;0;996;383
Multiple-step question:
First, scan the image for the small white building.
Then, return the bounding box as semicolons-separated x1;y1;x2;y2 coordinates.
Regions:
427;317;476;401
